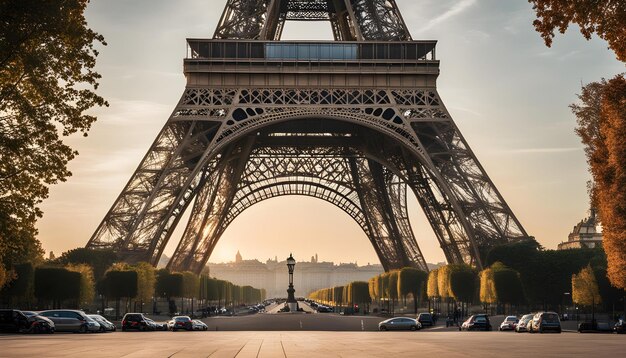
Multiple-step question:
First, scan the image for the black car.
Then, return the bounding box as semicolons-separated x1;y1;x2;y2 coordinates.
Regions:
21;311;55;333
417;313;434;327
121;313;153;331
0;309;55;334
460;314;492;331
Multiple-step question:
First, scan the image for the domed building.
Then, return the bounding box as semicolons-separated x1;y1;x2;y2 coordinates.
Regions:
558;209;603;250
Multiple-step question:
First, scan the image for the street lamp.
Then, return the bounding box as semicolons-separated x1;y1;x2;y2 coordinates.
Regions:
286;253;298;312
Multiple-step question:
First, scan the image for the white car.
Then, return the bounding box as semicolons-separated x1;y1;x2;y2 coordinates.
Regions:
192;319;208;331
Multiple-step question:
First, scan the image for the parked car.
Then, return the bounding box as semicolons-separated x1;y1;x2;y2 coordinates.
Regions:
614;319;626;334
88;314;116;332
577;321;612;333
145;318;167;331
378;317;422;331
529;312;561;333
39;310;100;333
121;313;153;331
515;314;534;333
317;305;333;313
0;309;55;334
499;316;519;331
20;311;56;333
460;314;492;331
192;320;208;331
417;313;434;327
171;316;193;331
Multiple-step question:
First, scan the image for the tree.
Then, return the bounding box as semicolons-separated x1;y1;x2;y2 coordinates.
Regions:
427;268;439;299
66;263;95;306
103;269;138;318
572;264;602;322
398;267;428;313
528;0;626;62
0;262;34;306
0;0;107;278
0;264;7;289
480;262;524;313
573;74;626;289
448;264;477;304
132;262;156;306
34;267;81;308
54;248;118;280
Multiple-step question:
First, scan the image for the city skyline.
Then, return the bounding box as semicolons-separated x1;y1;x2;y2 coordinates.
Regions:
35;0;624;266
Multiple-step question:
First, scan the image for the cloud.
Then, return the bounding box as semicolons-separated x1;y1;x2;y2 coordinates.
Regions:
418;0;477;32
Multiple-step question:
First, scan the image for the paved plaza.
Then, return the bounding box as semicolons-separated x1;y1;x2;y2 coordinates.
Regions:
1;312;625;358
2;330;625;358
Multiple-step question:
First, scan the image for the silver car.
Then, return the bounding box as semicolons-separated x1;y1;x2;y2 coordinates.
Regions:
515;314;534;333
39;310;100;333
192;320;208;331
378;317;422;331
88;314;116;332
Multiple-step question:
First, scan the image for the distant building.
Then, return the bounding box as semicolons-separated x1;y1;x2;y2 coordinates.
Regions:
558;209;603;250
208;252;384;298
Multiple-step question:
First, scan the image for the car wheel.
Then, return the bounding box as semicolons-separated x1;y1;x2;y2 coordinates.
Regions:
410;326;417;331
380;326;387;331
79;325;87;334
557;329;562;334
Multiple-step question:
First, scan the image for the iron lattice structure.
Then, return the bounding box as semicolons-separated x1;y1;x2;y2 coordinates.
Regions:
87;0;530;273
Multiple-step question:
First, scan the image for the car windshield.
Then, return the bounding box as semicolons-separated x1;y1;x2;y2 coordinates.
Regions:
475;317;486;323
506;317;517;321
419;314;431;319
175;317;190;321
21;311;36;317
543;313;559;323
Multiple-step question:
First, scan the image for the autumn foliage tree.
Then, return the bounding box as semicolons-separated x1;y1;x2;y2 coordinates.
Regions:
0;0;106;276
528;0;626;62
573;74;626;289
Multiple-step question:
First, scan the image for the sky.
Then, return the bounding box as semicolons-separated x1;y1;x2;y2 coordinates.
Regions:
36;0;624;266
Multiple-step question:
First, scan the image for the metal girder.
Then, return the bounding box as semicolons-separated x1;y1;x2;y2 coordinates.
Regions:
213;0;410;41
167;142;427;273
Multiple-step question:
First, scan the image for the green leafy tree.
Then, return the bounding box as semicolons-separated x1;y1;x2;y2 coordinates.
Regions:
398;267;428;313
103;269;138;318
528;0;626;62
132;262;156;305
34;267;81;309
332;285;343;307
66;263;95;306
54;248;118;280
448;264;476;304
0;262;34;306
0;0;107;277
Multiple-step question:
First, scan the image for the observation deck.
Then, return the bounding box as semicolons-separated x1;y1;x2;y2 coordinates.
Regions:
184;40;440;89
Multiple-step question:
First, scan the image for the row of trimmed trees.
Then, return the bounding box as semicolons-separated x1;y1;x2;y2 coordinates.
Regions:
308;243;624;318
0;248;265;317
309;268;429;314
308;281;371;312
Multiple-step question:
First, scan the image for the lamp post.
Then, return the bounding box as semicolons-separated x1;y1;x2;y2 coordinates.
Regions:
286;253;298;312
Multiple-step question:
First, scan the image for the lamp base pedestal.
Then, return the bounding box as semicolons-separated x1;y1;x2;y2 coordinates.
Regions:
287;302;299;312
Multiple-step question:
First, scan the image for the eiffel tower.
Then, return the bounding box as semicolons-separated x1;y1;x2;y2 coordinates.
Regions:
86;0;530;273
